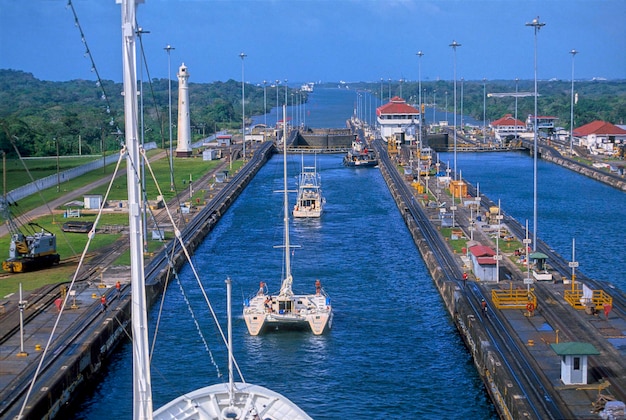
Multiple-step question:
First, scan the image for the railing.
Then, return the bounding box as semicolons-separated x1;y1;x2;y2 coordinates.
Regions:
564;288;613;310
492;284;537;310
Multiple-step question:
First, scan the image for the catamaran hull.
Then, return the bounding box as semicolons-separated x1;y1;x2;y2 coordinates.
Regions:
244;312;332;336
243;294;332;336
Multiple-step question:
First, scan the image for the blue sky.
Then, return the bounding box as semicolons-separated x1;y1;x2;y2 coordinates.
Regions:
1;0;625;84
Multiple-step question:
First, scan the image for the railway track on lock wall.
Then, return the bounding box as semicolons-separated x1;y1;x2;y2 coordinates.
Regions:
468;184;626;318
468;184;626;402
373;139;567;419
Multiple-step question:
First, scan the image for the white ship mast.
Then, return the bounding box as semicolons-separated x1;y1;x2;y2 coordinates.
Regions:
119;0;153;418
279;105;294;297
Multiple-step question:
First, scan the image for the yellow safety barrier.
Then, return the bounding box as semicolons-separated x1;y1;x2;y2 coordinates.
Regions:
564;288;613;310
492;284;537;310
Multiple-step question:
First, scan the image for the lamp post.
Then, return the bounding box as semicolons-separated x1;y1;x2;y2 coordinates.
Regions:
569;49;578;156
55;137;60;193
460;77;464;133
164;44;175;191
284;79;288;129
445;91;448;124
239;52;247;161
380;78;383;104
514;78;519;142
417;51;424;151
263;80;267;134
449;40;461;180
526;16;545;251
483;78;487;143
432;89;436;124
388;78;391;101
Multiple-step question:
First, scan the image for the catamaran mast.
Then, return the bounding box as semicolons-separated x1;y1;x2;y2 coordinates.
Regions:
280;105;293;296
119;0;152;418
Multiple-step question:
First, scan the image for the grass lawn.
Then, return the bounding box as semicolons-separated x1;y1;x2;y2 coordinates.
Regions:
86;155;224;203
0;148;245;296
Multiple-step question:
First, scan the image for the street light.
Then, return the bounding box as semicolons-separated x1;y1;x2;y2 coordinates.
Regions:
275;79;280;113
569;49;578;156
164;44;175;191
445;91;448;124
263;80;267;140
417;51;424;150
526;16;545;251
239;52;247;161
432;89;436;124
460;77;464;132
515;78;519;141
483;78;487;143
449;40;461;180
284;79;288;129
388;78;391;101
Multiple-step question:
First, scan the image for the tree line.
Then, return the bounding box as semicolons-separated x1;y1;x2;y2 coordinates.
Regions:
0;69;297;158
370;78;626;128
1;69;624;158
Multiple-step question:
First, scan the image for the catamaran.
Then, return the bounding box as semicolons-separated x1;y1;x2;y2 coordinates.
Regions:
293;155;324;218
243;107;333;336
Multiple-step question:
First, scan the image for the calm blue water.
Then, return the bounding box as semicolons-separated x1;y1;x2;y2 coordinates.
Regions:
73;153;495;419
73;88;624;419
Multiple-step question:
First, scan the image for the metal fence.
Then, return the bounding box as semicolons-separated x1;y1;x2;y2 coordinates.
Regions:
6;154;120;203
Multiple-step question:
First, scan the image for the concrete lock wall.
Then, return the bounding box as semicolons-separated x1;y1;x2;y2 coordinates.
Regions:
377;156;535;420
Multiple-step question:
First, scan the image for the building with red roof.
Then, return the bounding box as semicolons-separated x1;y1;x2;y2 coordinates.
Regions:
490;114;527;141
469;244;498;282
573;120;626;154
376;96;420;143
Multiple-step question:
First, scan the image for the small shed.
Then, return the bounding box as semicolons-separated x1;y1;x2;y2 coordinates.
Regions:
530;252;549;270
449;180;467;199
216;135;232;147
84;194;103;210
469;244;498;282
202;149;218;161
550;342;599;385
215;171;229;183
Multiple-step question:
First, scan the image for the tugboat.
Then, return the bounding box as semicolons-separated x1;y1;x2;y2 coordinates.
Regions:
343;139;378;167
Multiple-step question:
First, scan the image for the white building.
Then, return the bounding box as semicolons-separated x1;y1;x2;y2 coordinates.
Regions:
489;114;526;141
468;244;498;282
550;342;599;385
376;96;420;143
573;120;626;155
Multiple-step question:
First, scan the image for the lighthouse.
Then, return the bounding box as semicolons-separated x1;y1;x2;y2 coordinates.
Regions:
176;63;192;157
